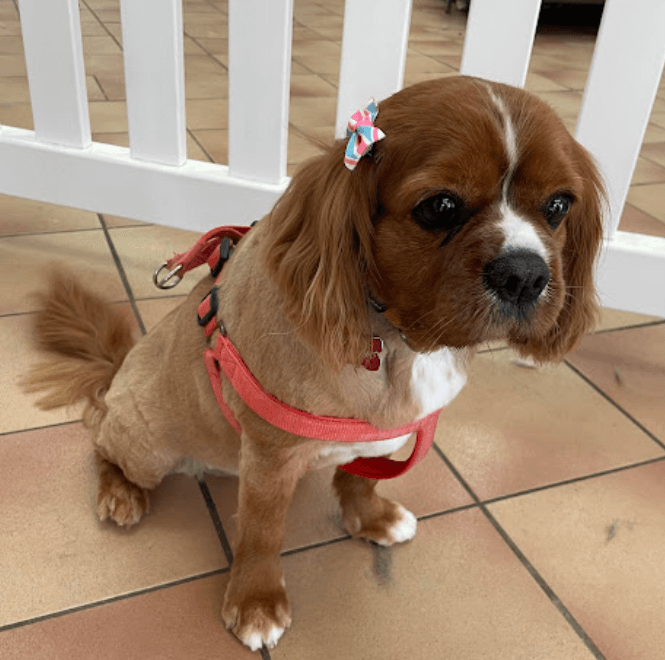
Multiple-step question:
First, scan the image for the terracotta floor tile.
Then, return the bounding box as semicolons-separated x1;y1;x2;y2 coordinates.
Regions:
626;182;665;222
186;98;229;130
534;90;584;118
271;510;595;659
81;54;125;78
489;462;665;660
291;39;340;59
409;38;464;57
641;142;665;169
109;225;204;300
619;201;665;238
0;575;258;659
531;65;589;91
86;75;105;101
435;350;663;500
290;73;337;98
649;111;665;130
207;437;473;554
524;71;569;93
0;314;82;434
89;100;128;133
190;37;227;56
0;195;100;237
0;230;127;315
184;35;207;55
190;128;228;163
568;324;665;442
93;71;125;101
643;124;665;144
595;305;663;333
0;424;226;627
0;36;23;54
292;52;341;76
80;19;107;37
0;54;26;76
81;35;122;55
289;96;337;131
630;157;665;185
0;102;33;129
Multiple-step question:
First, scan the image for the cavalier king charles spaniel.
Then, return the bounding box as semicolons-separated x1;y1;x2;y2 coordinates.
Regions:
23;76;604;650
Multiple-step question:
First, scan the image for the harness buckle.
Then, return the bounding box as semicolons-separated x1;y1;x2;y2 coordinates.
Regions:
211;237;233;278
198;287;219;327
153;262;183;289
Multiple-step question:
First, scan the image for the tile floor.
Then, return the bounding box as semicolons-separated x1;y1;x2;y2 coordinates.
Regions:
1;1;664;659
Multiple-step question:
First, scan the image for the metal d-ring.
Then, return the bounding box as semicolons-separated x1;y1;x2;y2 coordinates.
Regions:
153;262;184;289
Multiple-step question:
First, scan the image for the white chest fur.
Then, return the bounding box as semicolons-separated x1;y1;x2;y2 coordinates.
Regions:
310;347;467;470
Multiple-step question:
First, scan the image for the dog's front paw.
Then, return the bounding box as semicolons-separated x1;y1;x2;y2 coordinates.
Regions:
346;500;417;547
222;578;292;651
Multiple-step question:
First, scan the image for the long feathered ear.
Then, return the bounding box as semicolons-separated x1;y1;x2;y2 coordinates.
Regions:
522;142;605;361
262;142;379;370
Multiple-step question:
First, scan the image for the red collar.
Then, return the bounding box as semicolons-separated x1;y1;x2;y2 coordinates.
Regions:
158;225;442;480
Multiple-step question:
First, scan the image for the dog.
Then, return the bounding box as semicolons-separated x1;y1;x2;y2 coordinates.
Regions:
22;76;604;651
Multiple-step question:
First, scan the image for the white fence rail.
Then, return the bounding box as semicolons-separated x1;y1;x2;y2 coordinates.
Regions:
3;0;664;317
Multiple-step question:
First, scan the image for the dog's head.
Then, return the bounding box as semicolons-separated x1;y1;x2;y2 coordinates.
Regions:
264;76;604;369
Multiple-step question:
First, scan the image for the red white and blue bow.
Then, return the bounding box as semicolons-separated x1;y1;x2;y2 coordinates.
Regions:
344;98;386;171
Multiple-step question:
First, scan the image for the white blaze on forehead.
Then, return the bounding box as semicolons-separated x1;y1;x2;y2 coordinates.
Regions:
486;85;549;261
486;86;518;194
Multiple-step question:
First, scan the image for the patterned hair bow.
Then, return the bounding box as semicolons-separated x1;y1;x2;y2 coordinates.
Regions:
344;98;386;171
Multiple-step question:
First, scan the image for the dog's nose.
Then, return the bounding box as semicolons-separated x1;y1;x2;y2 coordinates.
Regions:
483;251;550;311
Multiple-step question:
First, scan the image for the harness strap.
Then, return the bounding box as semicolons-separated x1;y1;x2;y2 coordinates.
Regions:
178;224;441;480
203;328;441;479
166;225;251;280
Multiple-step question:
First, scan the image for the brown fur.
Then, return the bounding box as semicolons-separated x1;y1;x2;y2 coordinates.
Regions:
21;269;135;429
21;77;604;651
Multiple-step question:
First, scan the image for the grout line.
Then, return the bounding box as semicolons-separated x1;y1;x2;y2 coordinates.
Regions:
187;128;216;163
480;506;607;660
0;226;105;240
592;318;665;335
80;0;124;52
281;534;351;559
183;31;229;72
431;443;608;660
564;360;665;451
98;214;147;336
0;419;80;438
482;455;665;507
93;74;109;102
198;479;235;565
0;568;230;634
416;501;479;521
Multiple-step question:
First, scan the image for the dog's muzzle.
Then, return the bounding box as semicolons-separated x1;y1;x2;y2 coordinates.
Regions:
483;250;550;318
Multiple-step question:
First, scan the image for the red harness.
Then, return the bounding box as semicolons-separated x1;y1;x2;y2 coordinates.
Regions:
157;225;442;480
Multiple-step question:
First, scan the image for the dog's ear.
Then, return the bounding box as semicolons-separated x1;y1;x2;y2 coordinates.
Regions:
521;142;605;362
263;142;379;370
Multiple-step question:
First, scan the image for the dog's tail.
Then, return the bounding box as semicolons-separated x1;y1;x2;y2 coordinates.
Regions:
21;269;136;429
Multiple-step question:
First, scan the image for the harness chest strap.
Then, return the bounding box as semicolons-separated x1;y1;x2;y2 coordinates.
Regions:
203;329;442;479
161;224;442;480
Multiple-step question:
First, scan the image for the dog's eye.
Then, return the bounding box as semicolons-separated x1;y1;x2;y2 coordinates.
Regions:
412;193;463;238
543;193;573;229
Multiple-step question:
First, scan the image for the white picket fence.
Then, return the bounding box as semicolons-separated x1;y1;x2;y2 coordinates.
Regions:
2;0;664;317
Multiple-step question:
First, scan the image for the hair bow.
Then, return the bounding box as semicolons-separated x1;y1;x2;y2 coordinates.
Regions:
344;98;386;171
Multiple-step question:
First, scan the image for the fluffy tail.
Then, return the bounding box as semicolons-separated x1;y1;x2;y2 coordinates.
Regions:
21;269;136;429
